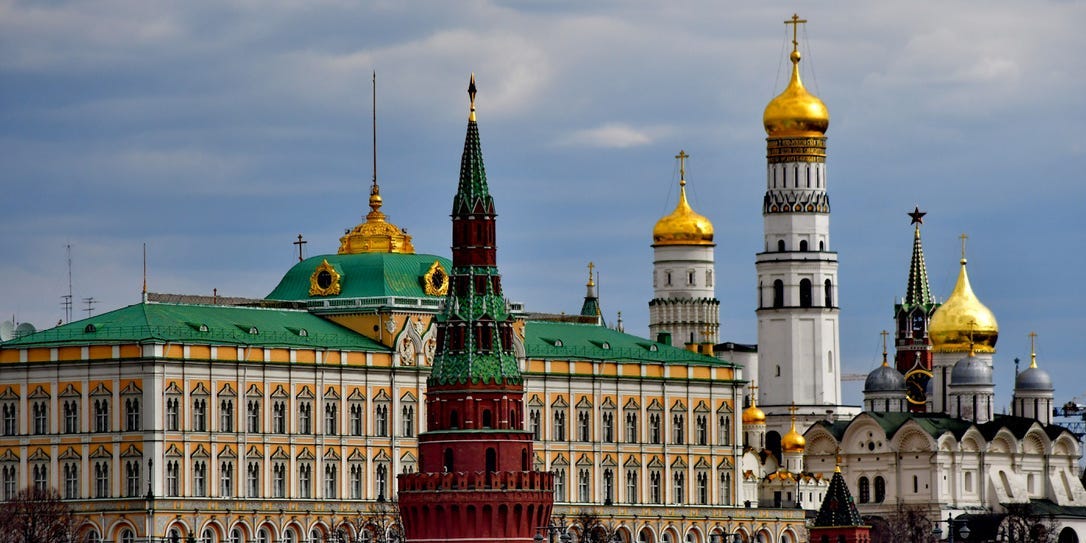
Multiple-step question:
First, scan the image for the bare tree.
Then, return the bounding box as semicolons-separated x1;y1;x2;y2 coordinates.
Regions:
352;500;402;543
570;510;619;543
1000;503;1058;543
867;504;936;543
0;487;79;543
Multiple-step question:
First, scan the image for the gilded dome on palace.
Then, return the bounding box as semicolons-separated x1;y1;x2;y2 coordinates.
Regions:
929;259;998;353
653;179;714;247
763;49;829;138
338;183;415;255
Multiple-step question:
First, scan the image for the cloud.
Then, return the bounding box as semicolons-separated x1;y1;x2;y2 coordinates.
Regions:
557;122;654;148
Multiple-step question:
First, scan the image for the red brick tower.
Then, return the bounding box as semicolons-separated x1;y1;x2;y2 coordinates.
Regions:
397;75;554;543
895;207;939;412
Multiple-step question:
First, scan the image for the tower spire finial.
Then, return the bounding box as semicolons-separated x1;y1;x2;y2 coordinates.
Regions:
1029;331;1038;369
784;13;807;58
960;233;969;264
468;73;477;122
675;149;689;187
880;330;889;367
587;262;595;287
372;70;378;192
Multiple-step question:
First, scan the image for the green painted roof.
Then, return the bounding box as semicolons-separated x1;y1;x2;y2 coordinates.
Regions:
266;252;451;301
1;302;388;351
813;411;1073;443
524;321;736;367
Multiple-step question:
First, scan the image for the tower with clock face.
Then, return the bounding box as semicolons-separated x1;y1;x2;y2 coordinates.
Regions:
894;207;939;411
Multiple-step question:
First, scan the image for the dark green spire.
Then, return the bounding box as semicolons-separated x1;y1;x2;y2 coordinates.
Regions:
903;208;935;309
814;468;865;528
578;262;604;326
429;75;521;386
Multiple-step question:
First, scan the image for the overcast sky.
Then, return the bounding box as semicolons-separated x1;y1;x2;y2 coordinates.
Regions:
2;0;1084;408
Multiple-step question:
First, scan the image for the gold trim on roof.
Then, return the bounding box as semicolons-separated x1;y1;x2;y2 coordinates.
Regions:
338;183;415;255
423;260;449;296
309;259;342;297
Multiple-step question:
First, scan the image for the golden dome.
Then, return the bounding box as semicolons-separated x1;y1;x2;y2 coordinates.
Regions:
338;183;415;255
763;49;829;138
652;152;714;247
929;258;998;353
782;426;806;453
741;388;766;425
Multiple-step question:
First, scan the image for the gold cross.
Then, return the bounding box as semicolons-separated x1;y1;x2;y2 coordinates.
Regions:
1029;331;1038;368
880;330;889;364
959;233;969;260
293;234;307;262
788;402;798;417
675;150;689;185
587;262;595;286
785;14;807;53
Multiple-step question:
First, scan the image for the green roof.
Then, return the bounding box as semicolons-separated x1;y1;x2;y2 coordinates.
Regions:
1;302;388;351
523;321;736;367
814;411;1074;443
266;252;451;301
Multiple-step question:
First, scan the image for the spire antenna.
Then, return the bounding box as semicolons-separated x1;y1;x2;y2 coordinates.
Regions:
372;70;378;192
142;242;147;300
468;73;477;121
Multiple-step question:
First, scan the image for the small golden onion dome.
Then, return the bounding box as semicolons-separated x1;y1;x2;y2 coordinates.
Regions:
652;180;714;247
742;404;766;425
338;183;415;255
782;426;806;453
763;50;829;137
929;259;998;353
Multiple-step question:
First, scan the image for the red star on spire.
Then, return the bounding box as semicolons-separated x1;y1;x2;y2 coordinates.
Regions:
908;206;926;225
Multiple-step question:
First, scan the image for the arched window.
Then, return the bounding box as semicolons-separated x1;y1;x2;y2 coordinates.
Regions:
444;448;454;473
874;476;886;503
824;279;833;308
799;279;812;308
485;448;496;473
777;240;786;252
858;476;870;503
819;240;825;251
773;280;784;308
482;409;492;428
449;410;459;429
799;240;808;252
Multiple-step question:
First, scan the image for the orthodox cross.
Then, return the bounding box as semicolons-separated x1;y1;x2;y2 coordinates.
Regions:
785;13;807;52
749;381;759;406
675;150;689;185
788;402;798;420
967;319;977;353
880;330;889;364
1029;331;1038;367
587;261;595;285
293;234;307;262
959;233;969;260
908;206;926;225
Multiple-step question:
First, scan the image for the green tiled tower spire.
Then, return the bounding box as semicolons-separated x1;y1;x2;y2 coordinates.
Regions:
428;74;521;386
904;208;935;309
894;207;940;411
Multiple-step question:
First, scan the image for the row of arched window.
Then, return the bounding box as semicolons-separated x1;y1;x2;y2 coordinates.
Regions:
762;279;834;308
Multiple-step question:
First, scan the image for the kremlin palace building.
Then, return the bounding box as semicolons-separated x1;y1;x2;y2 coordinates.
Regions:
3;16;1085;543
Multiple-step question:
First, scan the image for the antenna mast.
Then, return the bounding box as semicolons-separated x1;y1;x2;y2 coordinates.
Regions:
61;244;73;323
372;70;378;190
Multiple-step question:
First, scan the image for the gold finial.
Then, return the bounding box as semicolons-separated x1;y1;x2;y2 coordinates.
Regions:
834;446;842;473
1029;331;1038;369
675;150;689;187
784;14;807;59
959;233;969;264
468;73;477;121
587;262;596;287
749;381;759;407
880;330;889;367
788;402;798;421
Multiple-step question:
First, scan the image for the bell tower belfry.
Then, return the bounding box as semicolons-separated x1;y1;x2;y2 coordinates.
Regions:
755;15;845;434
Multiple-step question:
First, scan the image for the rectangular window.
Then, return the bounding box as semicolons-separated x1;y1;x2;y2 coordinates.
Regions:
165;397;179;431
64;401;79;433
125;460;141;497
94;399;110;432
193;461;206;497
2;403;17;436
125;398;141;431
375;404;388;437
247;462;260;498
299;463;311;498
33;401;49;434
64;463;79;499
602;411;614;443
350;403;364;436
402;405;415;437
273;463;286;498
95;462;110;498
325;402;337;435
193;398;207;432
696;415;707;446
324;465;337;498
349;465;363;499
221;461;234;497
298;401;312;434
625;413;637;443
273;401;286;434
247;400;260;433
220;399;233;432
166;461;179;497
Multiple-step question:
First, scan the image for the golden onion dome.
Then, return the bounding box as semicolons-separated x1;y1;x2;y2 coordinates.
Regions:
652;176;714;247
782;426;806;453
763;49;829;138
338;183;415;255
929;258;998;353
742;404;766;425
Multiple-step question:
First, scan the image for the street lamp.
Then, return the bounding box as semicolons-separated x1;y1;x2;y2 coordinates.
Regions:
931;514;971;543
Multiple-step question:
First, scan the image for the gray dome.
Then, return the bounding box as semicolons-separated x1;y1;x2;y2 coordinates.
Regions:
864;364;905;393
950;355;993;386
1015;366;1054;392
